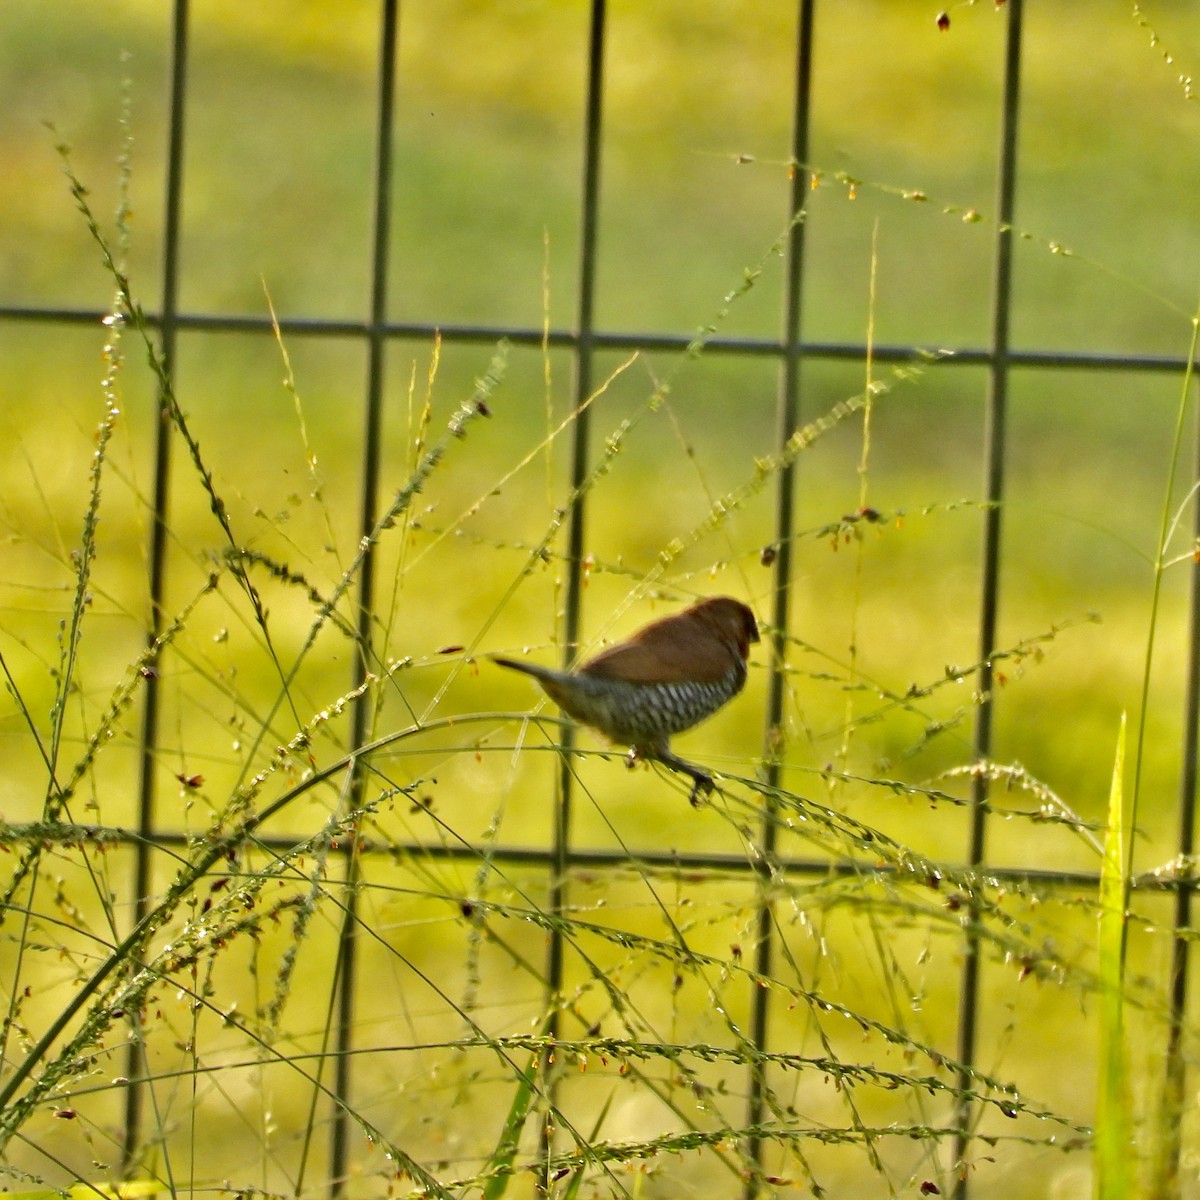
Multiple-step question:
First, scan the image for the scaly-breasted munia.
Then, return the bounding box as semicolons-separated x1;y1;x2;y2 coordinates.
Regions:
494;596;759;801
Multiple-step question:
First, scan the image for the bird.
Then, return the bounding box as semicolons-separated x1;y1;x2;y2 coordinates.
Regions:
494;596;759;803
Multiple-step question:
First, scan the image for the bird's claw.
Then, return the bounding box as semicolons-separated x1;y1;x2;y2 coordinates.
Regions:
687;773;715;807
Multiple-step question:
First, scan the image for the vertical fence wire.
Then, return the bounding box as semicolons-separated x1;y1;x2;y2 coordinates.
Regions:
541;0;607;1175
1161;386;1200;1191
328;2;400;1192
743;4;815;1195
953;2;1023;1194
121;0;189;1177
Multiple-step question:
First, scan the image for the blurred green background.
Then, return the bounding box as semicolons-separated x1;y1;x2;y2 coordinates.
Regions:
4;0;1198;848
2;1;1200;1196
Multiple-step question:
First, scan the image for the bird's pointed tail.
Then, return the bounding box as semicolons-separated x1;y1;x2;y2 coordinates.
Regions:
492;656;564;684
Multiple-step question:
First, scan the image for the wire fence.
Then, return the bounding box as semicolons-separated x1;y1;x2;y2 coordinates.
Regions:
3;1;1199;1197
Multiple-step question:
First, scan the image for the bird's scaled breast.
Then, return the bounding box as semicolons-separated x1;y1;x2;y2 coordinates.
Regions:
545;663;746;745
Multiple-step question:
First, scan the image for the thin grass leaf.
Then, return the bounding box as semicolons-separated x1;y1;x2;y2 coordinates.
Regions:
1096;712;1130;1200
559;1088;617;1200
481;1037;542;1200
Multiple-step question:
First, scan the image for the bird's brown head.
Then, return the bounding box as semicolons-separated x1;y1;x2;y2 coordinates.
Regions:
688;596;760;662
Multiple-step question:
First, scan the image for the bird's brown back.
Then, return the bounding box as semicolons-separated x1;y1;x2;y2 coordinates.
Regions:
579;597;758;685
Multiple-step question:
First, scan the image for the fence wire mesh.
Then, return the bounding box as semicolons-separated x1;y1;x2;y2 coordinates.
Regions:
2;2;1199;1197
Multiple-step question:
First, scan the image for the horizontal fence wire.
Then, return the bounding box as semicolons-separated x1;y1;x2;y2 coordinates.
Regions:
3;301;1198;372
0;818;1158;893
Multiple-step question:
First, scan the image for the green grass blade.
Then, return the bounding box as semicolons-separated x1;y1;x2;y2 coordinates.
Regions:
559;1087;616;1200
1096;711;1130;1200
481;1041;542;1200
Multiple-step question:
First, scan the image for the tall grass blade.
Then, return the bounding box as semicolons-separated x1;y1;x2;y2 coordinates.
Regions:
560;1088;616;1200
482;1039;542;1200
1096;711;1130;1200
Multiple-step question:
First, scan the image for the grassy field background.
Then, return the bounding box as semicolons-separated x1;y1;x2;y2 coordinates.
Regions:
2;2;1200;1197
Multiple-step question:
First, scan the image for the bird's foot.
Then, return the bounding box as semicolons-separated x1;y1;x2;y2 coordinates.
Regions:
633;746;714;806
686;772;715;807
